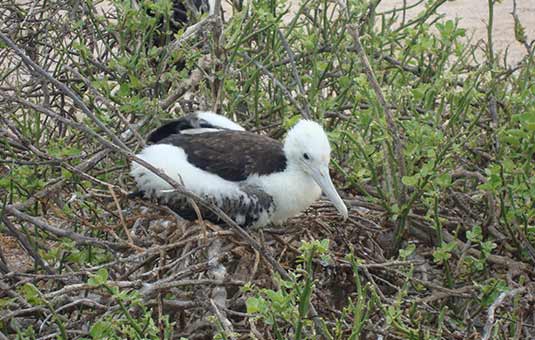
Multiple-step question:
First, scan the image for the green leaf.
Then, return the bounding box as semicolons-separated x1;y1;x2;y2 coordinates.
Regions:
129;74;142;89
339;75;352;89
319;239;330;253
466;225;482;243
433;242;457;264
20;283;43;305
402;175;419;186
117;83;131;97
90;320;113;339
88;268;109;287
514;15;527;44
480;279;509;307
399;243;416;259
284;115;301;129
0;297;15;308
481;241;497;256
479;174;501;191
435;173;452;188
246;296;267;314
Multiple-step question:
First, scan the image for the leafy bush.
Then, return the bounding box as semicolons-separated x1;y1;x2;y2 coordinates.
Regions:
1;0;534;339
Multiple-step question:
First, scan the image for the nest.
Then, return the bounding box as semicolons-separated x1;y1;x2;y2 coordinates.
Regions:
3;188;533;339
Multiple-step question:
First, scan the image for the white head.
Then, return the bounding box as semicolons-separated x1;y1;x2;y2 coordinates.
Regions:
284;120;348;220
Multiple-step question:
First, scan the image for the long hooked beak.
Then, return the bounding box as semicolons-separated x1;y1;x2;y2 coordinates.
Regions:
309;165;348;220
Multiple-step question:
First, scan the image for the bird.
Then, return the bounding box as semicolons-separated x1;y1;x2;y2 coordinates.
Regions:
146;111;245;144
145;0;210;47
131;119;348;227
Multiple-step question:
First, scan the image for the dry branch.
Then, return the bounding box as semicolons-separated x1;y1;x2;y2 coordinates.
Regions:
482;285;533;340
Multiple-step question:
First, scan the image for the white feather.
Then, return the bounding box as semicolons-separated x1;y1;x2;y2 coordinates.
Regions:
196;111;245;131
247;169;321;225
131;144;241;203
179;128;223;135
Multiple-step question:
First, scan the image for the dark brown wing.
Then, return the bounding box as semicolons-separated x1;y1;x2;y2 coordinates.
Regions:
158;131;287;181
147;113;209;144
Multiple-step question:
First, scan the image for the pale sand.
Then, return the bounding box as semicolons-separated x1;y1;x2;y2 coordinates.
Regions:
98;0;533;65
377;0;535;65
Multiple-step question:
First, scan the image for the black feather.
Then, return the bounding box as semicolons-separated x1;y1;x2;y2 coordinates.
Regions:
146;0;209;47
146;113;239;144
158;131;287;181
169;183;274;226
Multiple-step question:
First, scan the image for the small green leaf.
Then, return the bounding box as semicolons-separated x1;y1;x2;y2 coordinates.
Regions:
284;115;301;129
129;74;142;89
399;243;416;259
433;242;457;264
435;173;452;188
402;175;419;186
481;241;497;256
117;83;131;97
246;296;267;314
466;225;482;243
514;15;527;44
88;268;109;286
20;283;43;305
90;320;113;339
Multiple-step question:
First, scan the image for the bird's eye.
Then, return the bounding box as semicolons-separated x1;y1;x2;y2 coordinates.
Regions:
303;153;310;160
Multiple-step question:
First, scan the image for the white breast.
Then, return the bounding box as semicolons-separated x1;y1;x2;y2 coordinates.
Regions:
247;169;321;225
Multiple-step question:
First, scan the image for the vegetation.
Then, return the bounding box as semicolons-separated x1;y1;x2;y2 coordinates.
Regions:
1;0;534;339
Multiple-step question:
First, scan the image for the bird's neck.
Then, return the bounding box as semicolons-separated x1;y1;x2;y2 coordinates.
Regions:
252;166;321;225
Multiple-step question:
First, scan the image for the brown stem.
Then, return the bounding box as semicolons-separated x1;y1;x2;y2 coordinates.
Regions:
346;24;407;255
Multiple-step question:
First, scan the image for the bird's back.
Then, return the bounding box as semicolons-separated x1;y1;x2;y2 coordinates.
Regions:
157;131;287;182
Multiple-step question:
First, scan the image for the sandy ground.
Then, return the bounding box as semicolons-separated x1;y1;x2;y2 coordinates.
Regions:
93;0;533;64
377;0;535;65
